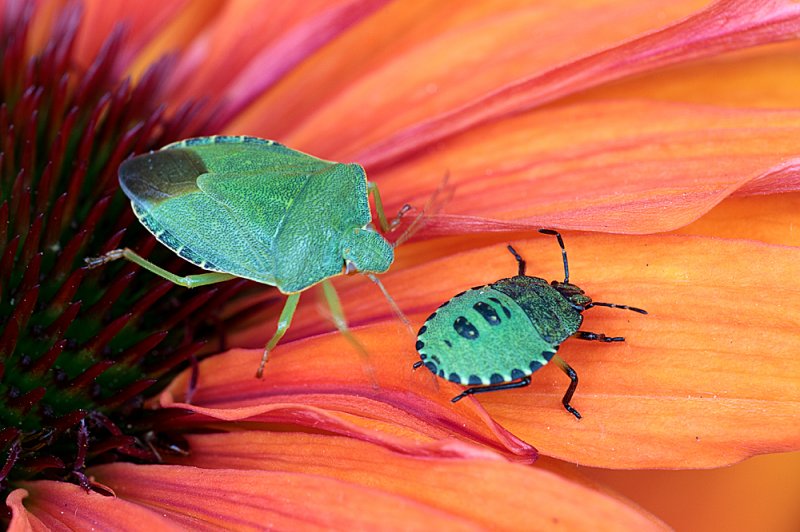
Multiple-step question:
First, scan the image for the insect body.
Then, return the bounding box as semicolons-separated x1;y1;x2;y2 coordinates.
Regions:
414;229;646;418
86;135;402;377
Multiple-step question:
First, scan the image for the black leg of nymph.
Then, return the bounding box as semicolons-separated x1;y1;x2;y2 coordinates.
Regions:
575;331;625;342
552;355;581;419
452;377;532;403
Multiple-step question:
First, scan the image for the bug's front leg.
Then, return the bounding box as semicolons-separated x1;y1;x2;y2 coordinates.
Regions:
574;331;625;342
257;293;301;378
366;181;392;233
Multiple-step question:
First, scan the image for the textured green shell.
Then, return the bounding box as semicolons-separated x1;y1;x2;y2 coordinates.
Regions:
119;135;393;294
415;276;583;384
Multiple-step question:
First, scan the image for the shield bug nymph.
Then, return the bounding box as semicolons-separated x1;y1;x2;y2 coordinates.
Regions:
414;229;646;418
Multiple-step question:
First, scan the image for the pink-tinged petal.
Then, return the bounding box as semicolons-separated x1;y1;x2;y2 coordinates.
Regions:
90;463;480;531
10;481;182;531
159;431;667;530
159;328;536;463
367;100;800;235
231;233;800;468
231;0;800;165
165;0;390;122
74;0;192;70
6;489;47;532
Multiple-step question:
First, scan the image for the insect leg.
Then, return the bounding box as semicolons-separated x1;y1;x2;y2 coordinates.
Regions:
84;248;237;288
367;181;392;233
552;355;581;419
538;229;570;283
575;331;625;342
256;293;301;378
320;279;378;386
451;377;532;403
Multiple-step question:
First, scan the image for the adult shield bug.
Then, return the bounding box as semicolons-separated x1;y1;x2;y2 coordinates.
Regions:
86;136;406;377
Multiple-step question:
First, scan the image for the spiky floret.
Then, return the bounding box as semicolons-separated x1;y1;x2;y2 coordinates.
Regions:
0;2;247;503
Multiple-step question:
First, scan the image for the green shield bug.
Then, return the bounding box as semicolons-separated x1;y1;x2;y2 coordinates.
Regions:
414;229;646;418
85;135;408;377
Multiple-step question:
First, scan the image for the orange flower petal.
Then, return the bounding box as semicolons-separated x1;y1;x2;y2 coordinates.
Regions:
156;431;667;530
231;0;800;165
6;489;46;532
9;482;181;531
366;100;800;235
573;40;800;109
231;233;800;468
675;192;800;246
470;235;800;469
159;330;536;463
582;451;800;530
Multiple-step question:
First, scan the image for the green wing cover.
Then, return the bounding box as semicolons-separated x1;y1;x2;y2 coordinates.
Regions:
120;136;371;292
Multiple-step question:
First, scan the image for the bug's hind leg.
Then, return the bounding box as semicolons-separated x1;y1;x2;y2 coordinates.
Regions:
85;248;236;288
257;293;301;378
451;377;532;403
552;355;581;419
575;331;625;343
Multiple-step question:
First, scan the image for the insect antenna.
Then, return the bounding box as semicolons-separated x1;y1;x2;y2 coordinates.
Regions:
392;171;454;248
538;229;569;283
506;245;526;276
586;301;648;314
367;273;413;335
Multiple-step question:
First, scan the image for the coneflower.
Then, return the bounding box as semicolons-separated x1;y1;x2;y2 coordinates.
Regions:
4;1;800;529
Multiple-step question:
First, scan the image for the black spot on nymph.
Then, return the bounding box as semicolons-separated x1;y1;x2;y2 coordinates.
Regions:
473;301;501;326
453;316;479;340
489;297;512;318
415;340;424;351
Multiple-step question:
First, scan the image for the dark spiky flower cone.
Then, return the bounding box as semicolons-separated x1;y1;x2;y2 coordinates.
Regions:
0;3;247;503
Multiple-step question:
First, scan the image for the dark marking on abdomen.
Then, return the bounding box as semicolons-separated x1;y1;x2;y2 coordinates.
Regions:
453;316;479;340
473;301;501;326
489;297;512;318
